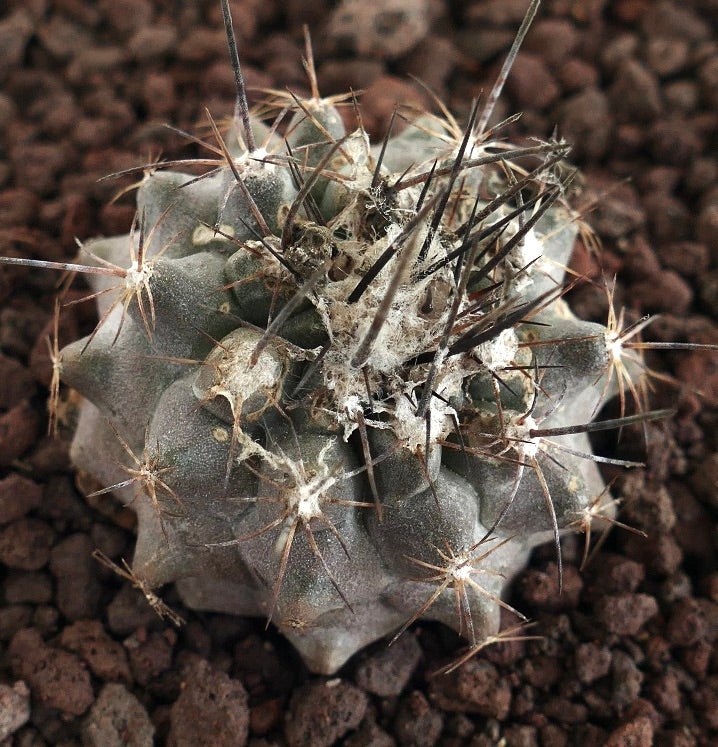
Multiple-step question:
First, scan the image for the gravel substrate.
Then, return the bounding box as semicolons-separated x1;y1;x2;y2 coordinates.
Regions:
1;0;717;744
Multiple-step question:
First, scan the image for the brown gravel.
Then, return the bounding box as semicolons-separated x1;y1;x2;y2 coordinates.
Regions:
0;0;717;744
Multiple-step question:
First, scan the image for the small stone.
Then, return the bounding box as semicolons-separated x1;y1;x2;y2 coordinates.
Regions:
49;533;103;620
343;717;395;747
0;9;35;82
522;18;580;67
9;628;94;716
0;681;31;740
646;37;690;77
98;0;153;35
0;518;54;570
60;620;133;685
666;598;708;647
622;532;684;576
575;642;612;684
65;46;128;84
692;676;718;730
82;682;154;747
591;553;645;595
630;270;692;315
518;563;583;612
663;80;700;114
249;697;282;736
393;690;443;747
456;27;516;65
502;724;539;747
127;24;178;61
176;28;225;63
640;166;682;195
540;723;569;747
3;571;52;605
0;354;36;408
659;572;692;604
647;670;682;716
141;72;177;119
326;0;430;60
359;75;429;139
354;632;422;697
505;52;560;110
522;655;562;690
556;57;600;92
601;33;640;72
609;59;662;123
612;650;644;710
697;203;718;255
36;14;92;61
285;678;367;747
685;156;718;194
127;630;175;687
582;176;645;239
641;1;711;43
428;659;511;719
543;696;588;725
0;187;38;227
556;88;612;161
166;657;248;746
0;474;43;525
656;242;708;278
604;717;654;747
0;401;42;467
648;119;704;168
0;606;32;641
594;593;658;635
681;638;712;678
398;34;457;94
620;475;677;533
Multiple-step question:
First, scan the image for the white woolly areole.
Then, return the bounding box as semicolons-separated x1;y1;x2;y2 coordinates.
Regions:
391;366;462;453
513;227;544;267
475;328;519;371
505;225;545;293
125;259;153;289
286;441;335;526
194;329;284;417
234;147;269;168
506;414;540;459
449;557;474;582
605;328;625;362
342;129;372;186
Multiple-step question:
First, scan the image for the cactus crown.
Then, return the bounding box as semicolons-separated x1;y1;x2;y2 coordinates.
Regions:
2;0;704;674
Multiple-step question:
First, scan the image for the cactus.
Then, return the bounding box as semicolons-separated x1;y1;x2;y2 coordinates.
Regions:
1;0;696;675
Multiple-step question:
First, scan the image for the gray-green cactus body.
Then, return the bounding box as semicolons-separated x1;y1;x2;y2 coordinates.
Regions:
65;94;622;674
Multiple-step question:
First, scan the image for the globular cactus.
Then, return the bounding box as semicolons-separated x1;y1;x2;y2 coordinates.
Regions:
2;0;679;674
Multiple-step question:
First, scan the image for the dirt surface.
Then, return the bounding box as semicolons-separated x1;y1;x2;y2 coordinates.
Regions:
1;0;717;744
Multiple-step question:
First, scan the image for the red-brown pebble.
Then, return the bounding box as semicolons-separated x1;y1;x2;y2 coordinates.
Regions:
285;678;367;747
0;518;54;571
0;474;43;525
594;593;658;635
60;620;133;685
429;659;511;719
167;656;249;747
9;628;94;716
